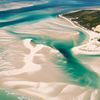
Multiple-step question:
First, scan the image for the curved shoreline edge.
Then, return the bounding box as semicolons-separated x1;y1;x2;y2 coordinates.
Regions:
58;13;100;55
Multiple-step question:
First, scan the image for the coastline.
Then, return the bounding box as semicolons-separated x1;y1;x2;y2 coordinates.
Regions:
58;13;100;55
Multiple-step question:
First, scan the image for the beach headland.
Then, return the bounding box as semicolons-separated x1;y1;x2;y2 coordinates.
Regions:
58;8;100;55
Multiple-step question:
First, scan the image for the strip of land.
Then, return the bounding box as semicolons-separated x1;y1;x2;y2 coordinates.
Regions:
59;9;100;55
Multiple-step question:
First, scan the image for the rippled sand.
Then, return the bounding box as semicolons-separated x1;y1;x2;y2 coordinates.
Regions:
0;17;80;100
0;16;100;100
0;0;100;99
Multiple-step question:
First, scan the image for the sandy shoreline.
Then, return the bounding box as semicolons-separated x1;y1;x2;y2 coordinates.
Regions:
58;12;100;55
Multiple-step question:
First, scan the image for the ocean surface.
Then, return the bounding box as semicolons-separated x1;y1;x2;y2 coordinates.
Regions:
0;0;100;100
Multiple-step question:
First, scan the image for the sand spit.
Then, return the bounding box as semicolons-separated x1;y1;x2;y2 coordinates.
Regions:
59;12;100;55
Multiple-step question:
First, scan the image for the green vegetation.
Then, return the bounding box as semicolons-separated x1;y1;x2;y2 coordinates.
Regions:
62;10;100;30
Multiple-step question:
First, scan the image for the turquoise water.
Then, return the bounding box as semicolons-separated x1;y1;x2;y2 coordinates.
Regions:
7;29;100;88
0;89;32;100
0;0;100;99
